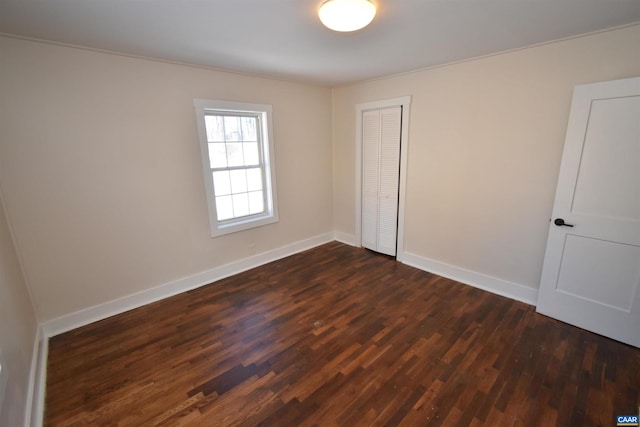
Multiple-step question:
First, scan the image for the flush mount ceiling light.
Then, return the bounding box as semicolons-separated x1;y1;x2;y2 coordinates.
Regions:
319;0;377;32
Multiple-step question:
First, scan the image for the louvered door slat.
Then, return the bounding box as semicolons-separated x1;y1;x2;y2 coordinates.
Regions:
377;107;401;256
361;110;380;251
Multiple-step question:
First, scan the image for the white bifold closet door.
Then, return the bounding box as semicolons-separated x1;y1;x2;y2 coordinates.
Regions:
361;106;402;256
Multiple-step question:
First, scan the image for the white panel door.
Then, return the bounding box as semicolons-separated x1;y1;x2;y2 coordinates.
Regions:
536;76;640;347
361;106;402;256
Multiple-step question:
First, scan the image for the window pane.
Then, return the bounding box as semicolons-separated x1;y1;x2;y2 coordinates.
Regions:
216;195;234;220
229;169;247;193
241;117;257;141
232;193;249;217
248;190;264;214
212;171;231;196
244;142;259;166
226;143;243;167
224;116;241;141
205;116;224;142
246;167;263;191
208;143;227;168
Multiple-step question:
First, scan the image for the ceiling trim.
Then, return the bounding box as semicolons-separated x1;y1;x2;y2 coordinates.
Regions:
331;21;640;88
3;20;640;89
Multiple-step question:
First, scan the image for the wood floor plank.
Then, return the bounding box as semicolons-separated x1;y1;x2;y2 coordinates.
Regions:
45;242;640;426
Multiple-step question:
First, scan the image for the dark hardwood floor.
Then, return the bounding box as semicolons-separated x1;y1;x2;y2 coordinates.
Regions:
45;242;640;426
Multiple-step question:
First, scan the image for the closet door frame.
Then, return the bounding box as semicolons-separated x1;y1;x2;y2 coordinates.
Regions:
355;96;411;261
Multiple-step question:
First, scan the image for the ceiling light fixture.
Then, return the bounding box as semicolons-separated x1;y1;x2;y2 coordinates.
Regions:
318;0;377;32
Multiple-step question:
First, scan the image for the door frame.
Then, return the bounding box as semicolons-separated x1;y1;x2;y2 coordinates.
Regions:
355;96;411;260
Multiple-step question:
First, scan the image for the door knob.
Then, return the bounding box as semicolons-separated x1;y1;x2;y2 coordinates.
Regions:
554;218;574;227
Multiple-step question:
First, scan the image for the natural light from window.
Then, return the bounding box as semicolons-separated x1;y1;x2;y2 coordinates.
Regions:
205;114;266;221
194;100;278;237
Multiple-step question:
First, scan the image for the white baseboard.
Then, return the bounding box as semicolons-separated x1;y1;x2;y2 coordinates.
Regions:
25;326;47;427
42;232;334;337
334;231;357;247
401;252;538;306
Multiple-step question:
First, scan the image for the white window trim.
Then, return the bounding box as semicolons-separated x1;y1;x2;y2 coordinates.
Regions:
194;99;279;237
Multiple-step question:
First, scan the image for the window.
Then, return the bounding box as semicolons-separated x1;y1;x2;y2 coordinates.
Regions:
194;100;278;237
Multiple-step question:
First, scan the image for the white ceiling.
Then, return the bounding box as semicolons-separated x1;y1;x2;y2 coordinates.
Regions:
1;0;640;87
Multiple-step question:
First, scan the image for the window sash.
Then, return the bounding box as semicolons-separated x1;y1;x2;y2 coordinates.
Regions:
204;112;269;222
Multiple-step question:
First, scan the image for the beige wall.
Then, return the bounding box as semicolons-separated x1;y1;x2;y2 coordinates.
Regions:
0;36;334;322
332;24;640;291
0;190;38;426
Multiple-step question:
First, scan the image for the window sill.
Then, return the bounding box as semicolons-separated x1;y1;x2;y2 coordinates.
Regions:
210;212;278;237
